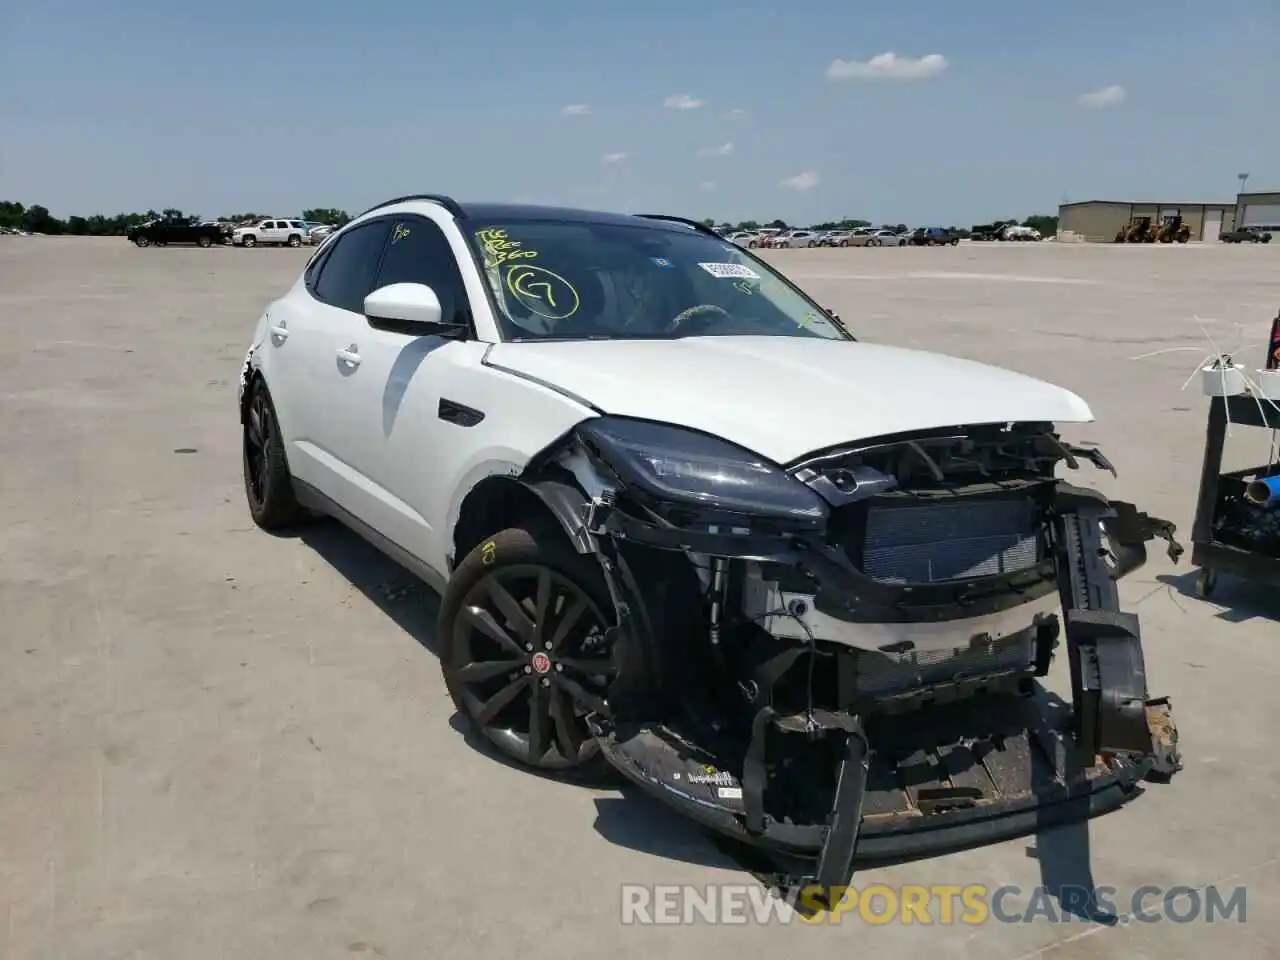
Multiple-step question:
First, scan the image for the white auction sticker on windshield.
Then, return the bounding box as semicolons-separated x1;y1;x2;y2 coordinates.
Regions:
698;262;760;280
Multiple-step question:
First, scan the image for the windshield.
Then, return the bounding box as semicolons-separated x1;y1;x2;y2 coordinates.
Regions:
465;219;850;342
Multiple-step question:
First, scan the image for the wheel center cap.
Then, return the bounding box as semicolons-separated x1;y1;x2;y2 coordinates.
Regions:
530;652;552;675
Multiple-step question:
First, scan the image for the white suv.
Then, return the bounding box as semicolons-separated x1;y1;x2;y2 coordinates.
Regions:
233;218;308;247
237;195;1181;896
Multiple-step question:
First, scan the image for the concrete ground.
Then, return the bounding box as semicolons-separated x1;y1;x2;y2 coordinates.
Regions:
2;236;1278;959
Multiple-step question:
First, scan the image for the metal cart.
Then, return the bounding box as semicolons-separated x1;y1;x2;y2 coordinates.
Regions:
1189;394;1280;599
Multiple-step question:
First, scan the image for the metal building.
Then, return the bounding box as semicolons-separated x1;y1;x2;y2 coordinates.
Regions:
1057;200;1237;242
1235;191;1280;231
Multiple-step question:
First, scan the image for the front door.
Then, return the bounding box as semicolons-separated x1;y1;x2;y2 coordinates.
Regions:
321;215;478;571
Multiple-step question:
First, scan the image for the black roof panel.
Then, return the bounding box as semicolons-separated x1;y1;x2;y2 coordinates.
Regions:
458;202;694;232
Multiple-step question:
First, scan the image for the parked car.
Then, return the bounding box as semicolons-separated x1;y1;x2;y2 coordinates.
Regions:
819;231;853;247
773;229;820;248
128;216;225;248
723;232;755;247
199;220;235;243
1002;225;1042;241
232;218;310;247
909;226;961;246
1221;226;1272;244
307;223;338;244
238;196;1183;899
746;229;783;248
850;229;907;248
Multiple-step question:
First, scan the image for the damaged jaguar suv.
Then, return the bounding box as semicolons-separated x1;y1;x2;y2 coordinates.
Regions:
239;195;1183;899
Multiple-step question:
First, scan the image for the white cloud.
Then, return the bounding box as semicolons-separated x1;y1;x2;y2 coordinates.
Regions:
602;152;628;164
826;52;948;80
779;171;819;191
723;108;749;120
1078;85;1125;108
560;103;591;116
664;93;704;110
700;181;716;190
695;142;734;158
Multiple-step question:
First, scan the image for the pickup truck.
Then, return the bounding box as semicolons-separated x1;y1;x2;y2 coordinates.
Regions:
909;226;961;246
1220;226;1272;244
128;217;224;248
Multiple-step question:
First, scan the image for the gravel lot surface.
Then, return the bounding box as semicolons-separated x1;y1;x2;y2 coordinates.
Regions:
2;237;1277;958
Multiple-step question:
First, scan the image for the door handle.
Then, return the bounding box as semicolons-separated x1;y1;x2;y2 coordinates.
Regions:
269;319;289;341
335;345;361;367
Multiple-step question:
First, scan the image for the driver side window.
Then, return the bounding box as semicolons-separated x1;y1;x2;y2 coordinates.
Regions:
373;218;469;327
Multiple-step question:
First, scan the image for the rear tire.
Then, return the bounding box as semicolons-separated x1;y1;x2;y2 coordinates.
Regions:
242;379;307;530
440;522;617;782
197;235;212;248
134;236;150;247
287;234;302;247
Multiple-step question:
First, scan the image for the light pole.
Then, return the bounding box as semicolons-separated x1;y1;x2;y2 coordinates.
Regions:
1238;172;1249;195
1237;173;1249;229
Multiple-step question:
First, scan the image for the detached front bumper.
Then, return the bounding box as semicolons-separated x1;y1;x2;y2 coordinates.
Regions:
584;483;1183;897
596;690;1171;866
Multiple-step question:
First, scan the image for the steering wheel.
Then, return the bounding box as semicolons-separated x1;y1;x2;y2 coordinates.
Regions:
665;303;731;336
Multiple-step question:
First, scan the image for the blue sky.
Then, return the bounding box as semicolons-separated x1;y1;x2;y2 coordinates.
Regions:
3;0;1277;225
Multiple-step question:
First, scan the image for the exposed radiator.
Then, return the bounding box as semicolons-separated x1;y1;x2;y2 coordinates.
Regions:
862;496;1041;584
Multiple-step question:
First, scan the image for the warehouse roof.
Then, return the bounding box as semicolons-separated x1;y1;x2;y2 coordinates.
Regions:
1060;199;1235;208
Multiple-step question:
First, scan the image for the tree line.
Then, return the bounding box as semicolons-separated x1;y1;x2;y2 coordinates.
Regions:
0;202;352;236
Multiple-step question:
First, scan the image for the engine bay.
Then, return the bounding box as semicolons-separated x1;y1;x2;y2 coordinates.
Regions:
538;418;1184;901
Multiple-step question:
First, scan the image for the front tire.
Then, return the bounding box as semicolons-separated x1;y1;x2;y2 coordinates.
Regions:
440;523;617;781
134;236;150;247
243;379;307;530
242;235;257;248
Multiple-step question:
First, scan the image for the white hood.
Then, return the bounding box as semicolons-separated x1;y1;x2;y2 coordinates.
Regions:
485;336;1092;465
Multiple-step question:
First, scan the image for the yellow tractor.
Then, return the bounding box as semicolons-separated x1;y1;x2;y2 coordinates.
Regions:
1155;215;1192;243
1114;216;1152;242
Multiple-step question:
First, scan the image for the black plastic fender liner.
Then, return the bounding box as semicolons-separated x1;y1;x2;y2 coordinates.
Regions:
523;478;594;553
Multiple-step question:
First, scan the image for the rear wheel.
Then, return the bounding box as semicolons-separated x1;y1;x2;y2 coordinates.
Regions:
242;379;307;530
197;235;212;248
287;234;302;247
134;236;150;247
440;524;617;781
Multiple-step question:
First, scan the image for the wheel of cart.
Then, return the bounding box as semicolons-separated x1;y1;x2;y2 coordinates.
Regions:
1194;566;1218;600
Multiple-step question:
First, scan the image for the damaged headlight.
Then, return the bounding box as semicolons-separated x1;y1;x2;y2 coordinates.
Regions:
577;417;827;525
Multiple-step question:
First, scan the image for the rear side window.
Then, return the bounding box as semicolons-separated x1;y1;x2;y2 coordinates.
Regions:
373;218;470;326
312;220;390;313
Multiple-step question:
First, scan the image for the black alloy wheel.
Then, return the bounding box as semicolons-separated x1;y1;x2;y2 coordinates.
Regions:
242;381;305;529
442;527;617;779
